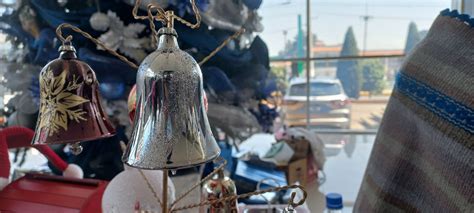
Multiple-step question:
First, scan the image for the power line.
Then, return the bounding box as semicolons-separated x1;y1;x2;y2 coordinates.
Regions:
267;27;298;34
313;1;449;7
265;12;433;21
262;0;447;9
264;13;433;34
361;1;372;54
262;0;293;9
312;13;434;21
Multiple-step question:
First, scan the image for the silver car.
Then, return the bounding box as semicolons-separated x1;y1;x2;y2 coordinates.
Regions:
283;78;351;129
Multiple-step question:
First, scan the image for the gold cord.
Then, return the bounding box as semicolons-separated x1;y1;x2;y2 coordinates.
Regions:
55;23;139;69
173;0;201;29
132;0;167;22
171;184;307;212
133;0;200;29
198;28;245;66
146;3;161;47
170;157;227;209
138;169;163;207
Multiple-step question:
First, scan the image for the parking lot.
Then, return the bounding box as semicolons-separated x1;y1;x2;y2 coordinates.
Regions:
350;99;388;130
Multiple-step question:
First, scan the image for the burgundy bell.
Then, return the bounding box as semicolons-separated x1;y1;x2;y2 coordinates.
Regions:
31;43;115;154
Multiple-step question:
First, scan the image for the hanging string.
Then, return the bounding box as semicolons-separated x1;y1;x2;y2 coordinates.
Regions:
138;169;163;207
170;157;227;209
94;0;101;12
198;28;245;66
55;23;139;69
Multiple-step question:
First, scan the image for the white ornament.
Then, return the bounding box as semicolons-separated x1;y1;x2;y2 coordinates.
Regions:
0;177;8;191
89;12;110;31
102;166;176;213
123;0;168;10
93;11;150;62
62;164;84;179
57;0;67;7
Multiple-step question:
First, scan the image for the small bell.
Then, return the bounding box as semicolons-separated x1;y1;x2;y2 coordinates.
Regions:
31;43;115;154
282;207;297;212
70;142;83;155
201;169;238;213
122;22;220;169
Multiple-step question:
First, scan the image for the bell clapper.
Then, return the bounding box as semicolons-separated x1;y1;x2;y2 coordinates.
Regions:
284;206;297;212
70;142;83;155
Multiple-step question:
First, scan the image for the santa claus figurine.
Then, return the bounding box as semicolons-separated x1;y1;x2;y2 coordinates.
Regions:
0;127;83;190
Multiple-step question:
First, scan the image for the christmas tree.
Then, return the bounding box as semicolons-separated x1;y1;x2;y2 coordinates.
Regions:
0;0;275;179
336;26;360;99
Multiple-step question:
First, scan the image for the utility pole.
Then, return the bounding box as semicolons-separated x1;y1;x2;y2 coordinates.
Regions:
306;0;311;128
297;14;304;75
361;1;372;55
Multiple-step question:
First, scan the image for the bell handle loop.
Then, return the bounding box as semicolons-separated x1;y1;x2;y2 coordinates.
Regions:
134;0;170;47
288;185;308;208
170;157;227;208
55;23;139;69
133;0;200;29
146;4;163;46
132;0;167;22
170;184;308;212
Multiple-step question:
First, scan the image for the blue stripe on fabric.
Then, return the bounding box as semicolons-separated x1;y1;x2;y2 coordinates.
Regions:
440;8;474;28
395;72;474;134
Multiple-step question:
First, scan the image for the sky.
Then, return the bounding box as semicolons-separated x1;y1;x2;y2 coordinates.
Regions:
258;0;452;56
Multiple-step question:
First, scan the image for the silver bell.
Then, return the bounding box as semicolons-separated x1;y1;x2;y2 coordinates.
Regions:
122;27;220;169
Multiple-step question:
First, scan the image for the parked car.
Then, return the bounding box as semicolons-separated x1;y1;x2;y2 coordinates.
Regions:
282;78;351;129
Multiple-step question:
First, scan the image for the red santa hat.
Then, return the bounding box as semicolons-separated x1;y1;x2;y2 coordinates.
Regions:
0;132;9;190
0;127;83;190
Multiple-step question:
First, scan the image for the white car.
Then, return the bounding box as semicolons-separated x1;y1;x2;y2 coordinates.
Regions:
282;78;351;129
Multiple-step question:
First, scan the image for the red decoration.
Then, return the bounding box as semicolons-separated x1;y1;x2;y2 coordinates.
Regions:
32;46;115;146
0;174;107;212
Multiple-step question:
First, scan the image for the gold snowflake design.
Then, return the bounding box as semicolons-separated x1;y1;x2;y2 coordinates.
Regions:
39;67;89;136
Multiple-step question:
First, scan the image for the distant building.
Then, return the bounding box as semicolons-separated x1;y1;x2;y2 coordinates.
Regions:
311;41;342;77
310;42;403;86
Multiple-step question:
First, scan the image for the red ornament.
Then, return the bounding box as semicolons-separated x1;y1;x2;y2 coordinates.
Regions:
32;44;115;147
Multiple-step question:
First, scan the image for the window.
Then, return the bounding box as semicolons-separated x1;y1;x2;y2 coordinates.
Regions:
261;0;451;210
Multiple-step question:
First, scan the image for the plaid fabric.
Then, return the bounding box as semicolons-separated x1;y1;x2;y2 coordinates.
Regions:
354;10;474;212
